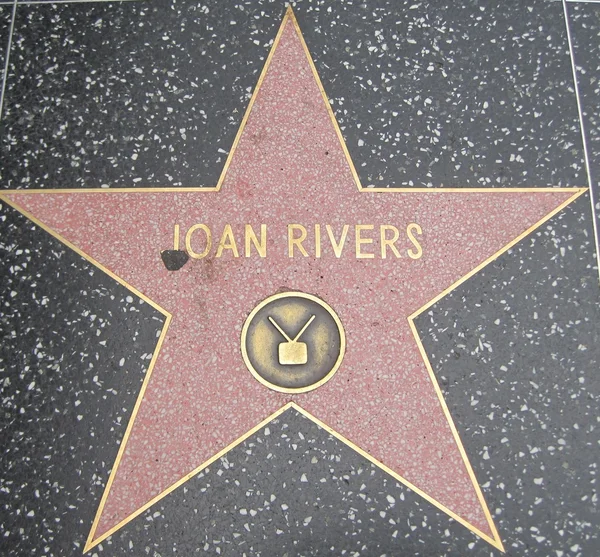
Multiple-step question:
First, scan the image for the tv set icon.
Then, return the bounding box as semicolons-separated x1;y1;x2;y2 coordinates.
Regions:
269;315;315;366
278;341;308;365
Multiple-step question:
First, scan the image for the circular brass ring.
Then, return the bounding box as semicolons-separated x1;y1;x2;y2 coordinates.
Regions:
241;291;346;394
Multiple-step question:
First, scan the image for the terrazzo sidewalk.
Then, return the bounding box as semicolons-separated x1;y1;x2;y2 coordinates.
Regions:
0;2;598;556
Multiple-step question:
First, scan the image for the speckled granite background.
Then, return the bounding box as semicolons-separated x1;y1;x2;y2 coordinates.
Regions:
0;0;588;190
0;7;10;81
568;1;600;226
0;1;598;556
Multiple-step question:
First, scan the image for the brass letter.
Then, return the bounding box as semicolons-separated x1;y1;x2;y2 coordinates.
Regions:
315;224;321;258
185;224;212;259
216;224;240;258
288;224;308;257
245;224;267;258
173;223;180;250
325;224;349;258
407;223;423;259
380;225;401;259
355;224;375;259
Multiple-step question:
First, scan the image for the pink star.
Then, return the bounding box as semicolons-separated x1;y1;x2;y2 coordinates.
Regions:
1;8;583;553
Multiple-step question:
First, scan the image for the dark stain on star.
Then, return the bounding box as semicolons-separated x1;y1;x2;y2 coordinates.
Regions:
161;249;189;271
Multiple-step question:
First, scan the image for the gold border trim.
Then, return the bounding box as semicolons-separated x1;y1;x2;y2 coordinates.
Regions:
0;194;170;319
288;8;364;192
212;6;364;192
214;7;290;191
408;188;587;319
0;5;591;553
240;291;346;394
0;193;173;553
1;186;585;556
84;403;296;552
288;402;504;551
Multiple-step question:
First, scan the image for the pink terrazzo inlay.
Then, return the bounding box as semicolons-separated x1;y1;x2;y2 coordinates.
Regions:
6;15;578;548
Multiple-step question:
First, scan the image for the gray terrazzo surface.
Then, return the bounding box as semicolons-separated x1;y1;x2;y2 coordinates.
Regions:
416;193;599;556
568;2;600;228
0;201;165;555
0;0;587;190
0;1;598;555
300;0;585;188
0;6;11;86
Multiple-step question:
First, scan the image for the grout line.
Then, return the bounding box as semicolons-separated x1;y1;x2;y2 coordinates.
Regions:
551;0;600;4
0;0;16;123
562;0;600;280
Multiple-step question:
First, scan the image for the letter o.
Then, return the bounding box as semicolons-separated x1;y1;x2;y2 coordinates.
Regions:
185;224;212;259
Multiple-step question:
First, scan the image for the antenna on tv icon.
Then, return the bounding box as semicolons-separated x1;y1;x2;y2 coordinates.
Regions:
268;314;316;365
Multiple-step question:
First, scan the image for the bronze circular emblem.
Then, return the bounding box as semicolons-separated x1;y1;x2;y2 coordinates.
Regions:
241;292;345;393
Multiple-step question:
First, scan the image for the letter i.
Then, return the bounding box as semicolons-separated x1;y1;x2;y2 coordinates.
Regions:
173;224;180;250
315;224;321;258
